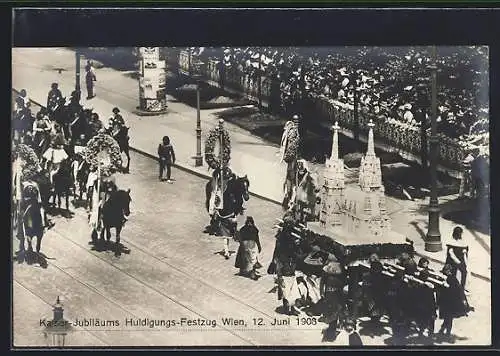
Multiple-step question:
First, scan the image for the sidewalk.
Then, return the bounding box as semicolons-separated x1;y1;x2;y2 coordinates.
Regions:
12;48;491;281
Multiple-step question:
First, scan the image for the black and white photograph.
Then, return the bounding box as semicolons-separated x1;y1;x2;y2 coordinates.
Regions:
11;8;492;348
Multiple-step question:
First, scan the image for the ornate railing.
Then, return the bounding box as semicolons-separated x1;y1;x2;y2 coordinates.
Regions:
311;94;468;171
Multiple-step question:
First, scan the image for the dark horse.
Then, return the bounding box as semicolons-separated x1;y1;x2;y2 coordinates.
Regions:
112;127;131;173
30;170;54;229
75;160;91;203
204;174;250;235
51;158;74;213
205;174;250;216
92;189;131;256
17;185;45;254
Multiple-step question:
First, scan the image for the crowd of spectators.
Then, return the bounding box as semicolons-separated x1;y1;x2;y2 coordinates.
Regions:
196;46;488;147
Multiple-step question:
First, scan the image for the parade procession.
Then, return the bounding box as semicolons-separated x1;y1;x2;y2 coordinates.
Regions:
11;45;490;348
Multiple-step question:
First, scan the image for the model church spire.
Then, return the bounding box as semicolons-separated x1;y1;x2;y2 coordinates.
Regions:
358;119;383;191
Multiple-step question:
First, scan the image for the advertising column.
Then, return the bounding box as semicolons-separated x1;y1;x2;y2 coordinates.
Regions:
138;47;167;114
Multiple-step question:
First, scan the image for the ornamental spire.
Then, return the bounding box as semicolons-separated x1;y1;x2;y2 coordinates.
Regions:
366;119;375;156
331;122;340;160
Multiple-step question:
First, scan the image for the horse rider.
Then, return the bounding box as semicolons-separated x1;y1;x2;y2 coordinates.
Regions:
13;89;32;142
42;122;69;184
88;112;103;138
46;83;64;120
111;107;128;129
32;112;52;157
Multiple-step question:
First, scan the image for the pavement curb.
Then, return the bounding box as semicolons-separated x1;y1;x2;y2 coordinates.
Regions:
14;88;491;283
128;146;284;207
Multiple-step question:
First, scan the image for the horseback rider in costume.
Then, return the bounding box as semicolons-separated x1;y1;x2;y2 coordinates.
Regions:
13;89;32;143
88;112;103;138
42;122;69;185
46;83;64;120
32;112;52;157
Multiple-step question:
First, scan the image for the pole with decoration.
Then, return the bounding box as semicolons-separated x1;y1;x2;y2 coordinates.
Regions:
218;119;225;210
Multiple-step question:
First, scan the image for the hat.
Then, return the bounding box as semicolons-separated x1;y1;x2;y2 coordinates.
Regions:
112;107;120;114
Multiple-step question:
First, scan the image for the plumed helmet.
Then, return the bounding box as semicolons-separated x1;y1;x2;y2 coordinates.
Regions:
112;107;120;114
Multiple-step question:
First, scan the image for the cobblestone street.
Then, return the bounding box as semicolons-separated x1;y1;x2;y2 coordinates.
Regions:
13;151;491;346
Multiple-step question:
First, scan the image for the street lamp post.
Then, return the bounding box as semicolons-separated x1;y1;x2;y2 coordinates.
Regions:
75;50;81;97
43;296;72;347
192;60;204;167
425;46;442;252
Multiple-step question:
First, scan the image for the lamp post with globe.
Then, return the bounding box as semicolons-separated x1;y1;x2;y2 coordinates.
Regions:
43;296;72;347
425;45;442;253
192;59;205;167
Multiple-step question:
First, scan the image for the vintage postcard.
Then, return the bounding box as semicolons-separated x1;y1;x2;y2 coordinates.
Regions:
11;8;491;348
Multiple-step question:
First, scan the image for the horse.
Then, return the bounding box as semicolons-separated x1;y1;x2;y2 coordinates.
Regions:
205;173;250;216
75;160;91;202
112;126;130;173
13;108;34;144
93;189;131;256
29;168;53;219
18;185;45;254
51;158;74;213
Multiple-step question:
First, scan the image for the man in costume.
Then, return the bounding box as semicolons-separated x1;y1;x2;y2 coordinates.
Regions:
46;83;64;119
85;60;97;99
32;112;52;157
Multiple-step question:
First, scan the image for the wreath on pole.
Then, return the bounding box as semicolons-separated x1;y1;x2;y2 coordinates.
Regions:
205;124;231;170
280;121;300;163
15;144;41;181
83;132;122;177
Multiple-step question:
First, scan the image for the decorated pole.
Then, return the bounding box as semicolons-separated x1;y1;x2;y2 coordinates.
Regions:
219;119;225;210
293;114;300;207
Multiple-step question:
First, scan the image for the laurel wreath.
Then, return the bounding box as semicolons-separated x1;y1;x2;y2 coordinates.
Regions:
283;125;299;163
204;126;231;170
83;132;122;177
15;144;41;181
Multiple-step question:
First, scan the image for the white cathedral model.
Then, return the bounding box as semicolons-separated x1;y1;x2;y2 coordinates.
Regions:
309;119;395;243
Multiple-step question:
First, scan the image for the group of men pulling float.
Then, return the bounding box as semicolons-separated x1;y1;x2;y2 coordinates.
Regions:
12;84;131;258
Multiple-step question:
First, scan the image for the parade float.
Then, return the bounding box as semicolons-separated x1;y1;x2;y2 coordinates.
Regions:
277;120;414;265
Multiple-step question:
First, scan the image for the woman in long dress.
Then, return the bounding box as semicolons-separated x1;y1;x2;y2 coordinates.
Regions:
436;263;471;340
271;213;301;316
235;216;262;280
